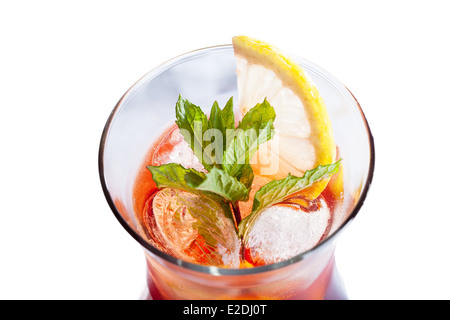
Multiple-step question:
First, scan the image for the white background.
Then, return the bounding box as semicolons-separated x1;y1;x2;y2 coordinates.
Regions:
1;0;449;300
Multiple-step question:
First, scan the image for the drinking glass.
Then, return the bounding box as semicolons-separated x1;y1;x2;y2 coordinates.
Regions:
98;45;375;300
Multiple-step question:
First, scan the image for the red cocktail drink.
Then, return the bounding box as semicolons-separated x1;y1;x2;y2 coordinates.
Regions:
99;41;374;300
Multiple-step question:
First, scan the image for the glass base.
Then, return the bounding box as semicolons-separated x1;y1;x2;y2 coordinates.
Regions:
140;261;347;300
323;262;347;300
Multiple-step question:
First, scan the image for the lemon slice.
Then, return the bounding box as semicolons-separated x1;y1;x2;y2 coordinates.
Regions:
232;36;337;198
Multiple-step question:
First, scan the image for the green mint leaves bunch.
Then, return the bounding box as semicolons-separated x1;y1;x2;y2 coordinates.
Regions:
147;95;274;225
147;95;341;236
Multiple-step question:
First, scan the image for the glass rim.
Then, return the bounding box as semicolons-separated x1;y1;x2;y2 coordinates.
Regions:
98;44;375;276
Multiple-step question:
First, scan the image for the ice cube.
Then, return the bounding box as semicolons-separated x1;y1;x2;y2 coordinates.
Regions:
153;128;205;172
143;188;241;268
244;196;331;266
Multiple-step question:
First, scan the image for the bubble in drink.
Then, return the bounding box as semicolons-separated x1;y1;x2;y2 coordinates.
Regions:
142;188;241;268
243;196;331;266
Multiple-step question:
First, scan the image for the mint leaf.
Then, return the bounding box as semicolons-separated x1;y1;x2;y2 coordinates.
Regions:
190;167;249;202
221;97;236;133
238;160;342;238
206;101;225;166
236;163;254;191
237;98;276;131
204;97;235;167
223;99;275;177
146;163;206;194
175;95;213;170
208;97;235;141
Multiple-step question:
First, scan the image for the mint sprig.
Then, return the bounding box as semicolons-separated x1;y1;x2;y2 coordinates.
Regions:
150;95;276;226
147;95;341;241
147;163;250;203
